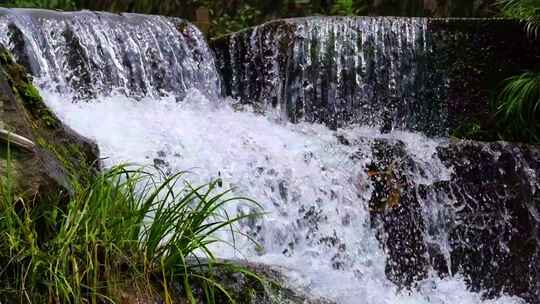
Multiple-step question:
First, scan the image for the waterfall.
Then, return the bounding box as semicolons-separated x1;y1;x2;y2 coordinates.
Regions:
212;17;447;135
0;8;221;99
1;9;538;304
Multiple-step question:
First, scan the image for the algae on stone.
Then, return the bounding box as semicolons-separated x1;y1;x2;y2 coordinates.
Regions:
0;46;98;202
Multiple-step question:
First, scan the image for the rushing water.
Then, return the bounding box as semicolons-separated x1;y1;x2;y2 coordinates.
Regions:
0;9;533;304
39;87;523;304
213;17;447;135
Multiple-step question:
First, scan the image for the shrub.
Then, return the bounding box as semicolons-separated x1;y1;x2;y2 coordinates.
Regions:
493;72;540;143
331;0;357;16
493;1;540;143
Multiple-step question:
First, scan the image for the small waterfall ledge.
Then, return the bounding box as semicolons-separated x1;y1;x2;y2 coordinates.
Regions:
211;17;540;136
0;8;222;99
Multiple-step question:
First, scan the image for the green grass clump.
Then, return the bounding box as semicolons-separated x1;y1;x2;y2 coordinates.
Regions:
0;148;261;303
493;71;540;143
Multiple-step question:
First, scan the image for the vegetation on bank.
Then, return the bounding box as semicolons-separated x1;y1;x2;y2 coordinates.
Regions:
493;72;540;143
449;0;540;144
498;0;540;38
0;149;262;303
491;0;540;143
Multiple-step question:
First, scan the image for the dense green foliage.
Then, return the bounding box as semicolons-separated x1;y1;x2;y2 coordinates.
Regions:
490;0;540;143
208;3;263;38
0;149;260;303
493;72;540;143
498;0;540;38
331;0;358;15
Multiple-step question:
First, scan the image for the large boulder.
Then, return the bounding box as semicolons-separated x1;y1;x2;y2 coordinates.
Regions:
365;138;540;303
0;46;98;203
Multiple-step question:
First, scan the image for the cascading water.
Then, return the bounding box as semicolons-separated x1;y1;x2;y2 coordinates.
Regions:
213;17;447;135
0;9;537;304
0;8;221;99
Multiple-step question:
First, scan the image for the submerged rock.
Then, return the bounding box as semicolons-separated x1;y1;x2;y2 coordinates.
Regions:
366;138;540;303
367;140;430;287
210;261;335;304
117;261;335;304
0;46;98;202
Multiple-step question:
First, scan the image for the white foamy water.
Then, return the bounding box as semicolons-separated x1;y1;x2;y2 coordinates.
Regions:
40;88;525;304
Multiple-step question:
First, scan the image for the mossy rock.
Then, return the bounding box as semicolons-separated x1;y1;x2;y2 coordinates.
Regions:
121;260;335;304
208;261;335;304
0;46;99;203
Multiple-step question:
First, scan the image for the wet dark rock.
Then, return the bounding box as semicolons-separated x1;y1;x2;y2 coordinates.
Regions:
6;24;34;76
437;141;540;302
62;26;95;99
153;157;172;176
367;139;429;287
228;261;335;304
336;134;351;146
152;158;167;167
117;260;335;304
278;179;289;202
366;139;540;303
175;260;335;304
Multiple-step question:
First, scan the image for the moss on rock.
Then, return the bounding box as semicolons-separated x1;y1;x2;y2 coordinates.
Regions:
0;48;61;130
0;46;99;202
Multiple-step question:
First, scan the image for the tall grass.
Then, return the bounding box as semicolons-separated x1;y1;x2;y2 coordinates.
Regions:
0;147;261;303
493;72;540;143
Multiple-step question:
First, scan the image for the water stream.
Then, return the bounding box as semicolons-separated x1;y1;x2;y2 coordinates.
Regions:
0;9;533;304
40;87;524;304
